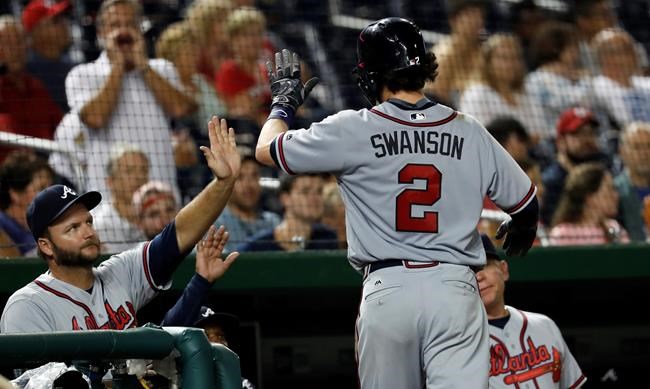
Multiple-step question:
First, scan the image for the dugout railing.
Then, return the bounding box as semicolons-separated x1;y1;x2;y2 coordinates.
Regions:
0;326;241;389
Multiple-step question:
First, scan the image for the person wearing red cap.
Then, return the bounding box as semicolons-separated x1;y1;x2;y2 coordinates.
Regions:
540;107;610;226
22;0;75;111
0;15;63;155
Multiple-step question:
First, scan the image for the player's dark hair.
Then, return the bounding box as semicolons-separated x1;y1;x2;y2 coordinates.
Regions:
0;151;53;210
529;21;578;68
551;162;607;227
381;52;439;94
486;116;530;146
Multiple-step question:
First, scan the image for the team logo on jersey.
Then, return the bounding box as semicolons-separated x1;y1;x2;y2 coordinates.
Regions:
286;134;293;141
61;186;76;199
490;337;562;384
71;301;137;331
410;113;426;121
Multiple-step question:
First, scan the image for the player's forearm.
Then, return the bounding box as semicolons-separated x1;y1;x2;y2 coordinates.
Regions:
79;66;124;129
143;65;197;118
256;119;288;166
174;177;235;252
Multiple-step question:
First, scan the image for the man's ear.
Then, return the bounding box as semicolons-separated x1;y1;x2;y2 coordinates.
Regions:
38;237;54;258
500;260;510;282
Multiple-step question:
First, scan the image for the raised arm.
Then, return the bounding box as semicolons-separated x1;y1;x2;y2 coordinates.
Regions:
174;117;241;252
256;49;318;167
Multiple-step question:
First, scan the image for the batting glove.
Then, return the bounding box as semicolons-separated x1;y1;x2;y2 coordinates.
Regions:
495;219;537;257
266;49;319;117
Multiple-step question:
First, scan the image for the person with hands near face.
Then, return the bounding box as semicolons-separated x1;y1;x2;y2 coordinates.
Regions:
65;0;197;195
161;224;238;326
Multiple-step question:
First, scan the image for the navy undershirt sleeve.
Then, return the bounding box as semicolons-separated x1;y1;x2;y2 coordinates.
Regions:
160;273;212;326
148;221;194;287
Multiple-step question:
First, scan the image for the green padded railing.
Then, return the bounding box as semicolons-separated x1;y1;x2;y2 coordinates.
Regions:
0;326;241;389
0;244;649;294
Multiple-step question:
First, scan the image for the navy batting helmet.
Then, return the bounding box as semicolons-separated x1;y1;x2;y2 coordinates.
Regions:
353;17;427;105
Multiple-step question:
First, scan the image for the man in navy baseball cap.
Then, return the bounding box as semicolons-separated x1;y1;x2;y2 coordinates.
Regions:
26;184;101;242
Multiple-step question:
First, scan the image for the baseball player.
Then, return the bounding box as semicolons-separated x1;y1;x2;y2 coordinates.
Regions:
478;234;586;388
0;116;240;333
255;18;539;388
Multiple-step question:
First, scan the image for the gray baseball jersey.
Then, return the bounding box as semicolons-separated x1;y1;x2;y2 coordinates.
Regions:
489;307;586;389
0;242;169;333
271;99;535;270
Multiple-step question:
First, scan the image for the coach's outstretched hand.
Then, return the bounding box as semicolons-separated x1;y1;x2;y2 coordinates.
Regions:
266;49;319;114
196;225;239;283
200;116;241;180
495;219;537;257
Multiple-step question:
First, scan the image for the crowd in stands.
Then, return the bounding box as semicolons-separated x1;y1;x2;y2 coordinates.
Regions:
0;0;649;257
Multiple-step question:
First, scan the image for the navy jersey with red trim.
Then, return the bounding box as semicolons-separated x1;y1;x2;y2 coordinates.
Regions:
270;98;535;271
488;307;586;389
0;242;170;333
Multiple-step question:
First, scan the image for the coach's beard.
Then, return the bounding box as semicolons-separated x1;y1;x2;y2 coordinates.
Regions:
52;240;101;268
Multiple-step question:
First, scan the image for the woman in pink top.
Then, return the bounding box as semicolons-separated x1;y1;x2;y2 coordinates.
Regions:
550;163;629;245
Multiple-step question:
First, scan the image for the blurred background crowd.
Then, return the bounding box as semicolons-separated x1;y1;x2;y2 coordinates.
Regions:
0;0;649;256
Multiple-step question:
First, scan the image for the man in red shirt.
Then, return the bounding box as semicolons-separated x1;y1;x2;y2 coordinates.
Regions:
0;15;63;145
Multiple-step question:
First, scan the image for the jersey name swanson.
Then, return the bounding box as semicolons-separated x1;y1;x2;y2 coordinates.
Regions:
369;129;465;160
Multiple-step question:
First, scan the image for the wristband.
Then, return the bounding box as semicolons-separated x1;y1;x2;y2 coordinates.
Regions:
267;106;295;127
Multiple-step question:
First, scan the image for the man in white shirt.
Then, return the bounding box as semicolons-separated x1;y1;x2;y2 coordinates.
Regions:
65;0;196;194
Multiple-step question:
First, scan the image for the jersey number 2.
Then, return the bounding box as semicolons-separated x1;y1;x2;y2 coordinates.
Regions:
396;164;441;233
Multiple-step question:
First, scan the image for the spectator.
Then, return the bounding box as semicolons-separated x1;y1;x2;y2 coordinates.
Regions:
0;16;62;148
0;151;54;257
0;115;241;333
47;113;90;190
526;21;592;133
573;0;617;75
549;162;629;245
215;156;280;252
215;6;271;126
485;116;531;165
22;0;76;111
238;174;337;252
614;122;650;241
424;0;488;106
156;21;228;131
92;144;149;253
508;0;548;69
591;28;650;128
185;0;233;84
477;234;586;388
132;180;178;241
65;0;196;194
541;107;608;226
321;181;346;249
459;34;548;138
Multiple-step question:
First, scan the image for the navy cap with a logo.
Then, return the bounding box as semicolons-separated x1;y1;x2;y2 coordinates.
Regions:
194;306;240;334
26;185;102;241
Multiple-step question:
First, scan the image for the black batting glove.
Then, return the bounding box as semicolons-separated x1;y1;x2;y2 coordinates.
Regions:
495;219;537;257
266;49;319;114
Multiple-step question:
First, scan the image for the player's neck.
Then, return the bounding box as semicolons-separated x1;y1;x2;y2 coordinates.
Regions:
49;265;95;290
486;303;509;320
380;89;426;105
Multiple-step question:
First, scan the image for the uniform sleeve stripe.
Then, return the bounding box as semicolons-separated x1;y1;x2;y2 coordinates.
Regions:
505;183;537;214
141;241;159;291
370;108;457;127
569;375;586;389
277;133;296;175
269;137;282;170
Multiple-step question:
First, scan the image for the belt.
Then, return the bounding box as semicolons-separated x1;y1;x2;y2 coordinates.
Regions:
366;259;440;275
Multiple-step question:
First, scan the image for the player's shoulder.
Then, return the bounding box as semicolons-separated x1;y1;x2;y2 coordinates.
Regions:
4;280;48;308
97;242;148;271
516;308;559;330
